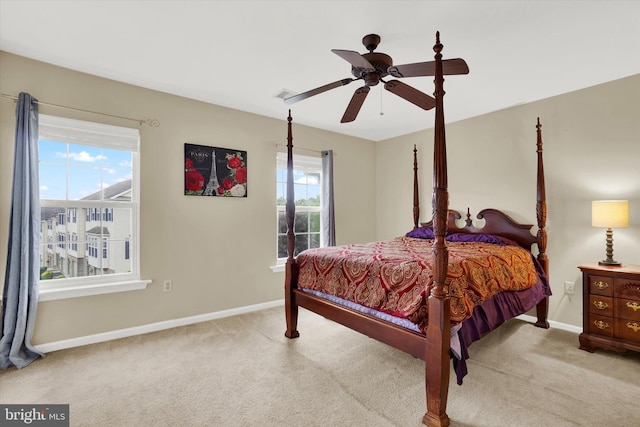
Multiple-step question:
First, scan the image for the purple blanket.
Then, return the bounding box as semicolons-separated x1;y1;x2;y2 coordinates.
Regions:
453;254;551;384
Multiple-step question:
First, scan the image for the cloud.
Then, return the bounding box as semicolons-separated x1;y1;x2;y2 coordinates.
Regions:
55;151;107;162
40;185;48;191
295;176;319;185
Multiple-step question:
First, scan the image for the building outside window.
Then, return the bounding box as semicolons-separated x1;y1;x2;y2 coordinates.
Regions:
276;152;321;260
38;114;140;287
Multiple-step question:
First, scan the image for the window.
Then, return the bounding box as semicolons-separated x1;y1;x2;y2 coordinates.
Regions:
71;233;78;251
38;114;142;295
276;152;321;260
103;208;113;222
87;235;98;259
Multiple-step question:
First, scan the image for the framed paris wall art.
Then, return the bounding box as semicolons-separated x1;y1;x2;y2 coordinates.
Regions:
184;143;247;197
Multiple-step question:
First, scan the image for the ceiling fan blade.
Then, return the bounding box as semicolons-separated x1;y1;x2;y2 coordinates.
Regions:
341;86;370;123
331;49;375;73
384;80;435;110
284;78;354;105
388;58;469;78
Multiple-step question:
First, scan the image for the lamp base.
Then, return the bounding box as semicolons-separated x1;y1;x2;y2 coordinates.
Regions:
600;228;622;267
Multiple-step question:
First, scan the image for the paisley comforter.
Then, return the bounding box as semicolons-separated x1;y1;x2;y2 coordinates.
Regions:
296;236;539;332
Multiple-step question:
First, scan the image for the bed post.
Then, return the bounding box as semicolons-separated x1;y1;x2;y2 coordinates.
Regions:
284;110;300;339
534;117;550;329
413;144;420;229
423;32;451;427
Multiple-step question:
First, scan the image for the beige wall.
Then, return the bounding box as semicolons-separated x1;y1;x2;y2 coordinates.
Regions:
2;50;638;344
0;51;377;344
376;74;640;327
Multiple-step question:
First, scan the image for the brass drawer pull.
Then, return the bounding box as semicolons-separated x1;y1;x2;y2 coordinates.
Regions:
626;301;640;312
593;280;610;290
628;322;640;333
594;320;610;330
593;301;609;310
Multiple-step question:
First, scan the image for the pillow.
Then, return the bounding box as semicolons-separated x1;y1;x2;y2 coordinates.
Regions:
446;233;516;246
406;226;434;239
406;227;517;247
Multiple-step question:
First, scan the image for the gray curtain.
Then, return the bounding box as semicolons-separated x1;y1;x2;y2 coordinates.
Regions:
0;92;44;369
321;150;335;247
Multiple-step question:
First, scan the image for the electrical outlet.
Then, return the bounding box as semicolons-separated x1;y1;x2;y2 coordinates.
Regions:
163;280;173;292
564;281;575;295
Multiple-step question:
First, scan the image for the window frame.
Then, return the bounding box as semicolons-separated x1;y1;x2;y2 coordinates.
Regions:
37;114;149;300
275;152;322;265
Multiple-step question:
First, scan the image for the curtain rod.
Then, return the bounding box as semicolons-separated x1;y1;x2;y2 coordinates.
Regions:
274;143;337;156
1;93;160;127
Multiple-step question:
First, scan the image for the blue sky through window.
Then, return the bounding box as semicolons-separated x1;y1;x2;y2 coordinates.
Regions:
276;168;320;202
39;140;133;200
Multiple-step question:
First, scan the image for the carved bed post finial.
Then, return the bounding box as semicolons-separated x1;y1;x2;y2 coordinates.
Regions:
286;110;296;262
414;144;420;229
431;32;447;299
534;117;550;329
465;207;473;227
285;110;300;338
424;30;451;427
535;117;547;269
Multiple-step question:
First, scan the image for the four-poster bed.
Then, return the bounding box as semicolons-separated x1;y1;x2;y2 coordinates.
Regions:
283;32;550;427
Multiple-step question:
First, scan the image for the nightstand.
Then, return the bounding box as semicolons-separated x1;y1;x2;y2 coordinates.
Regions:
578;263;640;353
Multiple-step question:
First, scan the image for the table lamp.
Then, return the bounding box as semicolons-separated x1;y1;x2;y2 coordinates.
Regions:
592;200;629;266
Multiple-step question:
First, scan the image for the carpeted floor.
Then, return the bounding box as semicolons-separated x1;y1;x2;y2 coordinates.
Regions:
1;306;639;426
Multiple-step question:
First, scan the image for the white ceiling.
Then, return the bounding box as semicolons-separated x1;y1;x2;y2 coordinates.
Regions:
1;1;639;141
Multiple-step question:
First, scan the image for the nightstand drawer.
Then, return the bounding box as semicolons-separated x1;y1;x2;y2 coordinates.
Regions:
589;295;613;316
614;277;640;300
579;263;640;354
588;275;614;297
588;314;614;337
616;298;640;322
615;320;640;344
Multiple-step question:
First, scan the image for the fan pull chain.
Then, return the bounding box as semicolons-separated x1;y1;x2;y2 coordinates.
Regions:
380;85;384;116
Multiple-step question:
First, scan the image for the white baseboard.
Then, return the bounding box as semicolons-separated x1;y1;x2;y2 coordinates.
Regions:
516;314;582;334
36;299;285;353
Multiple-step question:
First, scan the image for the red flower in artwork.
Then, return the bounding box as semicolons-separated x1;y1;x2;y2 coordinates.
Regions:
221;178;234;190
185;170;205;191
228;156;242;169
185;158;194;170
217;186;224;195
235;167;247;184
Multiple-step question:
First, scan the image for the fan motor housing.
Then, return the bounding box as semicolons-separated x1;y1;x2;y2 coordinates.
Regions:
352;52;393;81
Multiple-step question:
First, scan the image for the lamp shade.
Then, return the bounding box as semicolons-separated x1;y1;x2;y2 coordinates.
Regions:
592;200;629;228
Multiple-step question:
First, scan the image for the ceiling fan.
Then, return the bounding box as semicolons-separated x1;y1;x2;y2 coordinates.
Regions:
284;34;469;123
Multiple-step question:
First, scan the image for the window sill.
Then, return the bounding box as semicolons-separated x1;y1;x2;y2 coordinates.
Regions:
270;264;285;273
39;279;152;302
